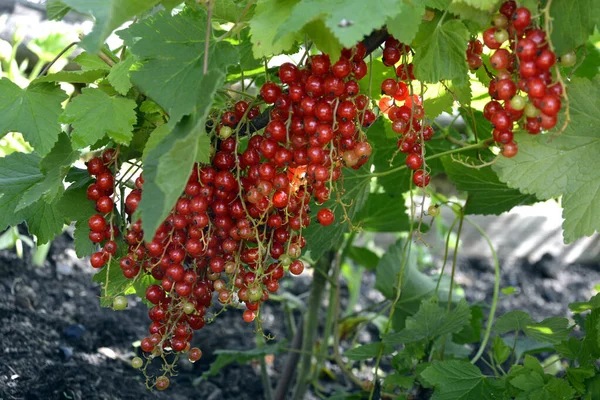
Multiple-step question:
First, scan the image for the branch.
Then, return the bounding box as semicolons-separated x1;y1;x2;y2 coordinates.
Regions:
209;28;390;135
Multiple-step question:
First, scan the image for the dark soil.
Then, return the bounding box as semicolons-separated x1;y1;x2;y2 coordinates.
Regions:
0;232;294;400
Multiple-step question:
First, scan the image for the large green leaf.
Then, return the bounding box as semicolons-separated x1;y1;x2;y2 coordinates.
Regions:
60;88;137;148
450;0;499;10
386;1;426;45
46;0;71;20
442;157;537;215
23;200;65;244
56;184;96;257
0;79;68;157
413;20;470;84
139;70;223;241
493;76;600;243
344;342;394;361
494;311;572;344
383;299;471;345
107;56;135;95
355;193;410;232
35;69;108;84
422;360;506;400
0;152;43;230
249;0;300;58
119;7;238;122
550;0;600;56
277;0;404;49
63;0;161;52
17;133;80;211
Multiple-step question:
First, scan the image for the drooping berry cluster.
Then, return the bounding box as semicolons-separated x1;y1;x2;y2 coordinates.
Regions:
84;43;374;389
87;149;120;270
379;36;434;188
482;0;569;158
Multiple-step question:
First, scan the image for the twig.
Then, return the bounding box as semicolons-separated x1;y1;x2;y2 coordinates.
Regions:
37;41;78;78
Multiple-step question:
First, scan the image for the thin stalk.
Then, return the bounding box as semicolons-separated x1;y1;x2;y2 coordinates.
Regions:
256;329;274;400
313;232;356;381
291;252;334;400
37;41;78;78
466;216;500;365
274;318;304;400
440;209;464;360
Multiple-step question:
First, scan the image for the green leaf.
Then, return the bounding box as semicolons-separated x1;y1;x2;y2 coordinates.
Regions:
17;133;80;210
368;118;411;197
375;239;408;299
550;0;600;56
450;0;499;10
347;246;380;270
386;1;426;45
511;371;545;392
210;0;254;23
493;76;600;242
384;299;471;345
72;52;111;71
303;19;344;61
277;0;403;49
249;0;300;58
355;193;411;232
119;7;238;122
46;0;71;20
493;336;511;364
448;2;496;32
569;293;600;313
60;88;137;148
63;0;161;52
424;89;454;120
142;122;174;161
92;258;133;306
413;20;470;83
423;0;451;10
494;311;572;344
23;200;64;244
344;342;393;361
566;366;596;394
422;360;506;400
35;69;108;84
0;152;43;230
196;132;212;164
199;342;285;381
0;79;68;156
139;70;223;240
524;317;572;344
56;184;96;257
107;56;134;95
494;310;533;333
442;157;537;215
302;166;370;263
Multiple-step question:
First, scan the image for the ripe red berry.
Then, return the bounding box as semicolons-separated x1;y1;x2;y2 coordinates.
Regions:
317;208;335;226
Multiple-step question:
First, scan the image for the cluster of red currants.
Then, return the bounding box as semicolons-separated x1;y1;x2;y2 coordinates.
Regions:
379;37;433;188
84;43;374;389
87;149;120;270
481;0;570;158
